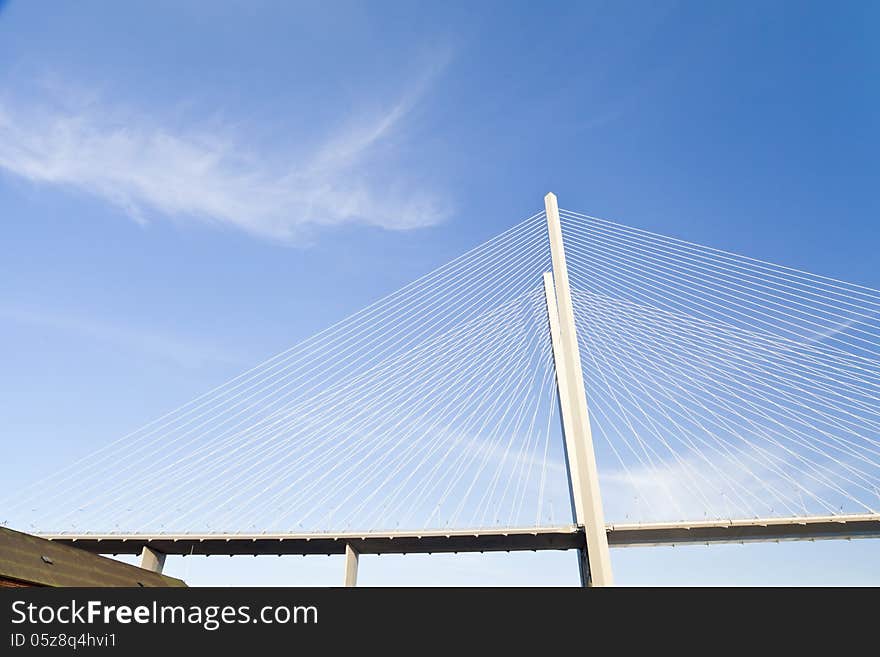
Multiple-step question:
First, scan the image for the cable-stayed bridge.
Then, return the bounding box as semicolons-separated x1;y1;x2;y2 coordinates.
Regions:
4;194;879;586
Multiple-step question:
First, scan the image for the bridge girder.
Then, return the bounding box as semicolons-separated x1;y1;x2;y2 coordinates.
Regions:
39;514;880;558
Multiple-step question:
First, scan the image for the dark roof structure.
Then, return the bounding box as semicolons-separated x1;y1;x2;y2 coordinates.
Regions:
0;526;186;587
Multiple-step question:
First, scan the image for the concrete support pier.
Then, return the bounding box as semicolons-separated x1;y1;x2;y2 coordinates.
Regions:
343;543;359;587
139;546;166;573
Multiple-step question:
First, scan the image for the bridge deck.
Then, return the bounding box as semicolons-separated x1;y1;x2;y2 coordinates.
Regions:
39;514;880;556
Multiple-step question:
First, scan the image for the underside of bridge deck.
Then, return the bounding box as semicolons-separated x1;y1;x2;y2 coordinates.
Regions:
40;514;880;558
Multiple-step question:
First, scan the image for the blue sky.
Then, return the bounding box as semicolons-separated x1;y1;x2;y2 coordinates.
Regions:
1;1;878;585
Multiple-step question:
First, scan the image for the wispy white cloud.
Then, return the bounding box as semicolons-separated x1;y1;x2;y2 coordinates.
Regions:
0;68;450;243
801;313;874;347
0;306;246;370
598;444;874;524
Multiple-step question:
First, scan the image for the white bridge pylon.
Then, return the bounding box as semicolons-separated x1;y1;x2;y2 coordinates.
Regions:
543;192;612;586
4;193;879;586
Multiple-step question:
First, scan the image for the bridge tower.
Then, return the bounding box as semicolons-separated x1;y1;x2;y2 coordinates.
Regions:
543;193;613;587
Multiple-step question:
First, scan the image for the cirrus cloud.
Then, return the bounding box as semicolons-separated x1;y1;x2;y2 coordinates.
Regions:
0;76;450;243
